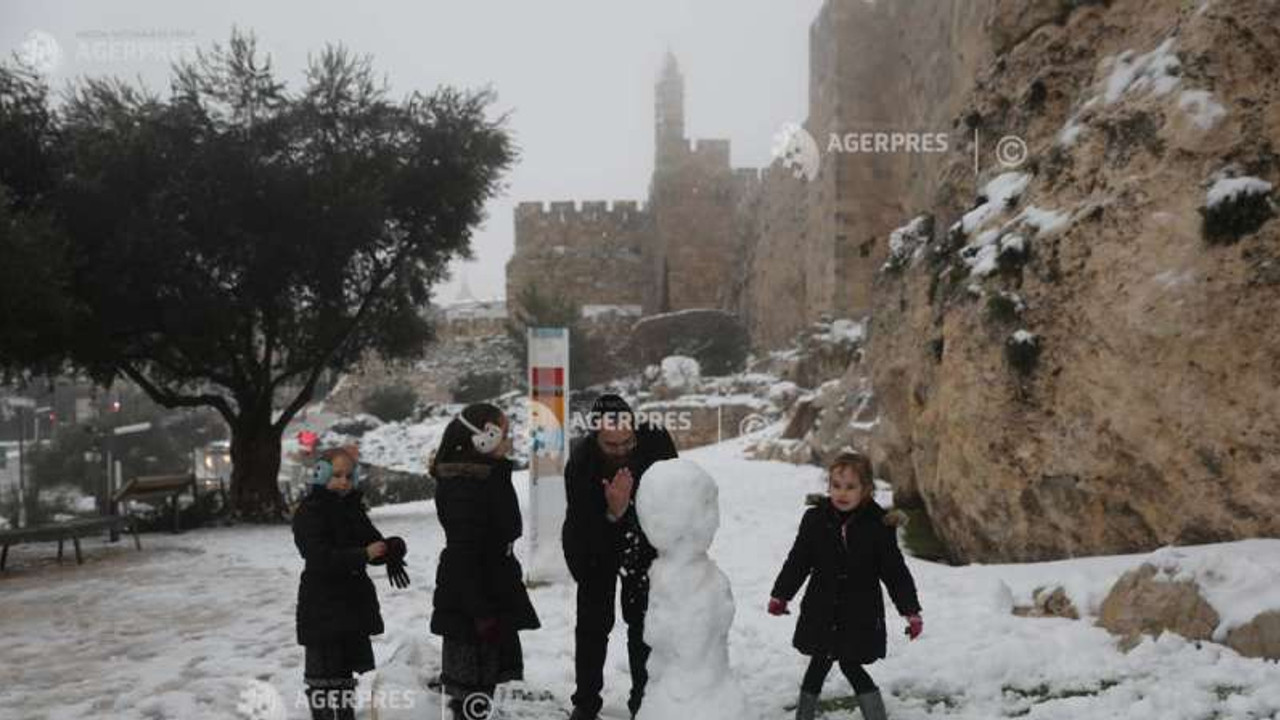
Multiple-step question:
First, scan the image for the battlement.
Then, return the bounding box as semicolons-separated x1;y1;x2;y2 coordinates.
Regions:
516;199;650;222
513;199;654;252
689;138;732;167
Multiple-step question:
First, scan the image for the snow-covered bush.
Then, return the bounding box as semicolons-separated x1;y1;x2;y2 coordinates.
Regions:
987;291;1026;325
361;385;419;423
1006;329;1042;376
1201;176;1275;245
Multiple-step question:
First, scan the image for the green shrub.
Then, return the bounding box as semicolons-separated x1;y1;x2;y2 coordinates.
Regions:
361;385;419;423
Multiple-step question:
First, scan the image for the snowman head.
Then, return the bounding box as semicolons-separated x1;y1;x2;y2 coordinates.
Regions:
636;458;719;558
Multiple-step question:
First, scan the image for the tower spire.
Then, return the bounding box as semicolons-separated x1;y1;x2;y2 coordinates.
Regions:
655;50;686;162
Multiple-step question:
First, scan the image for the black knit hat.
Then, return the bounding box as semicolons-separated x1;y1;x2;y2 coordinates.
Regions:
590;393;634;431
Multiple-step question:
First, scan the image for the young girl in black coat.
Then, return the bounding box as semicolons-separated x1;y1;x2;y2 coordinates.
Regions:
430;403;541;720
293;447;409;720
768;451;922;720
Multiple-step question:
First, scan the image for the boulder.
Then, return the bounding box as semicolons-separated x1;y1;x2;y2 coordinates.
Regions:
1097;563;1220;648
627;310;750;376
1224;610;1280;661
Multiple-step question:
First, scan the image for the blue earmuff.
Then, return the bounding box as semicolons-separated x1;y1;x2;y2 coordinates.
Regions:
312;458;360;486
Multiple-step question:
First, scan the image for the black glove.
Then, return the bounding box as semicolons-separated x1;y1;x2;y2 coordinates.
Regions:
385;536;408;561
387;555;411;589
384;536;410;588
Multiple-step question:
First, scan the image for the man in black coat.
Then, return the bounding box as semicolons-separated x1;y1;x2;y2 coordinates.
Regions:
562;394;678;720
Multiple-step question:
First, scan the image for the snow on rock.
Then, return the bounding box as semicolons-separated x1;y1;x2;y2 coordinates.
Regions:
660;355;702;392
962;232;1027;278
1016;205;1073;237
581;303;643;320
350;417;451;475
1206;176;1273;208
1011;329;1039;345
1103;37;1181;104
962;172;1031;234
636;458;752;720
883;215;932;271
1177;89;1227;130
1146;543;1280;641
1058;114;1087;146
814;318;864;345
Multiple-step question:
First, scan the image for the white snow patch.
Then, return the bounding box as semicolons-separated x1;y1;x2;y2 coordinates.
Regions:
1059;115;1087;146
815;318;864;344
660;355;702;391
962;172;1031;233
1146;543;1280;641
1017;205;1073;236
581;304;643;320
1103;38;1181;104
884;215;932;270
1206;176;1273;208
357;417;451;475
1177;90;1227;130
1011;329;1038;345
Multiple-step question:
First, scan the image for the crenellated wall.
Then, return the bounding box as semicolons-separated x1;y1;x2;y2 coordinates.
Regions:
506;200;653;313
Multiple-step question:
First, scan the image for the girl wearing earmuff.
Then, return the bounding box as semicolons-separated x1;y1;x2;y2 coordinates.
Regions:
293;446;410;720
430;403;541;720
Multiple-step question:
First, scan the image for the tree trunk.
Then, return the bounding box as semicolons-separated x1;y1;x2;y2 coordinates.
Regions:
229;411;286;521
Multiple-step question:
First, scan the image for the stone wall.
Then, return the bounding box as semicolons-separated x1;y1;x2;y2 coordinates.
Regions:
506;200;652;313
865;0;1280;562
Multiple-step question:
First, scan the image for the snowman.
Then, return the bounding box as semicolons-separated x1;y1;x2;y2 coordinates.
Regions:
634;458;752;720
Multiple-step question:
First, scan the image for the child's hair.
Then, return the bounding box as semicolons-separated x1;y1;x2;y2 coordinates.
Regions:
828;450;874;493
430;402;505;476
320;447;357;467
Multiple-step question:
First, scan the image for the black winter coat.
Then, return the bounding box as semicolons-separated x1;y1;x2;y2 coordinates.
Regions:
293;487;386;646
771;499;921;663
561;424;678;582
430;458;541;640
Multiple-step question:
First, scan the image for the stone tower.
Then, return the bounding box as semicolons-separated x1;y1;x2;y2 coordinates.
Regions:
509;54;759;321
654;51;686;165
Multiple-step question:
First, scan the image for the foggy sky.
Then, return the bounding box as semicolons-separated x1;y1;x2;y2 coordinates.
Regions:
2;0;824;303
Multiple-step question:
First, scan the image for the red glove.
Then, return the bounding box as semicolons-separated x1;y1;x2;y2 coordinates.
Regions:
475;617;502;644
905;614;923;640
768;598;790;616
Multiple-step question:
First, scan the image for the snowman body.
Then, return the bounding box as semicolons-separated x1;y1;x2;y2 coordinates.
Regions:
635;459;751;720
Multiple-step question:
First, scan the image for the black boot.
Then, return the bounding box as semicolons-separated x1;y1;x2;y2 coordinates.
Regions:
855;690;888;720
795;690;820;720
306;686;335;720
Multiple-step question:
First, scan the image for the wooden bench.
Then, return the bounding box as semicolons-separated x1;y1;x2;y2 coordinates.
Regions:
0;516;141;571
115;474;196;535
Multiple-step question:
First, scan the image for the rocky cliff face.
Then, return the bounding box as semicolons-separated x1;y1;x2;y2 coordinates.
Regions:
864;0;1280;562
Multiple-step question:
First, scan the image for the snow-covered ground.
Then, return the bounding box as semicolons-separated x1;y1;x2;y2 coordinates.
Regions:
2;436;1279;720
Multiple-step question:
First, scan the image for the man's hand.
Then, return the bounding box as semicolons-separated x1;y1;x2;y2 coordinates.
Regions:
768;598;790;616
603;467;634;519
366;541;387;562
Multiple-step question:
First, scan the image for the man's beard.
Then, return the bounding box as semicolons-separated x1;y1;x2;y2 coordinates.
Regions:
601;452;631;476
